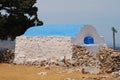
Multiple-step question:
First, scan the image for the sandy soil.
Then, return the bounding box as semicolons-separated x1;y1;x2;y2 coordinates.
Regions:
0;63;118;80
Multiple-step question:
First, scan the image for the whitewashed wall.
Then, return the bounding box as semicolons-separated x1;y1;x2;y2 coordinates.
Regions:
14;36;73;64
72;25;104;44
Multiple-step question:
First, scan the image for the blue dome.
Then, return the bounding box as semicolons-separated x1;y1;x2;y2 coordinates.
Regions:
23;24;84;37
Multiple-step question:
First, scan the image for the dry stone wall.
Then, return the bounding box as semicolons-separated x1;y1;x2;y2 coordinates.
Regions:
14;36;73;64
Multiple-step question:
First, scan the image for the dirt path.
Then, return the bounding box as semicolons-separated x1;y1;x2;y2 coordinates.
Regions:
0;63;117;80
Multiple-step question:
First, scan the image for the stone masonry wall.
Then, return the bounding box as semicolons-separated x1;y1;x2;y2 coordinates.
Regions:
14;36;73;64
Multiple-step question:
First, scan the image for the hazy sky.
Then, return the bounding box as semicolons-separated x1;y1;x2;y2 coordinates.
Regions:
36;0;120;46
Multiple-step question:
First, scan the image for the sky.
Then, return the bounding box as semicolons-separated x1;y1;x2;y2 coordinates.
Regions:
35;0;120;46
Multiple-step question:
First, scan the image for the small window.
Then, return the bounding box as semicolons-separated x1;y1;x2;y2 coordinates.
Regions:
84;36;94;44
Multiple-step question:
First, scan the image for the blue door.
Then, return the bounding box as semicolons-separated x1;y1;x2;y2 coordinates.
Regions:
84;36;94;44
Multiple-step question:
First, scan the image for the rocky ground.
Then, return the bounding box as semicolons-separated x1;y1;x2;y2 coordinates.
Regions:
0;63;118;80
0;45;120;80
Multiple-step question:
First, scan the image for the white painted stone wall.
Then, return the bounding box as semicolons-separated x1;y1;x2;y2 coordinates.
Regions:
14;36;73;64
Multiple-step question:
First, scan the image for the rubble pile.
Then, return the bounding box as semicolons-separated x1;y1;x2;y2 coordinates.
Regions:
97;46;120;73
70;45;120;74
71;45;101;74
0;49;15;63
72;45;90;66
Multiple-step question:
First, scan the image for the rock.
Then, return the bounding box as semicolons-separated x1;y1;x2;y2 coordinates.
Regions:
40;60;48;66
0;49;15;63
111;70;120;79
82;66;101;74
13;54;26;64
37;72;47;76
44;65;50;70
64;78;75;80
66;69;74;73
75;67;83;72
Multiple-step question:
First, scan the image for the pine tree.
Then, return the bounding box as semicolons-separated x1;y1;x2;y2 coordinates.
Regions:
0;0;43;40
